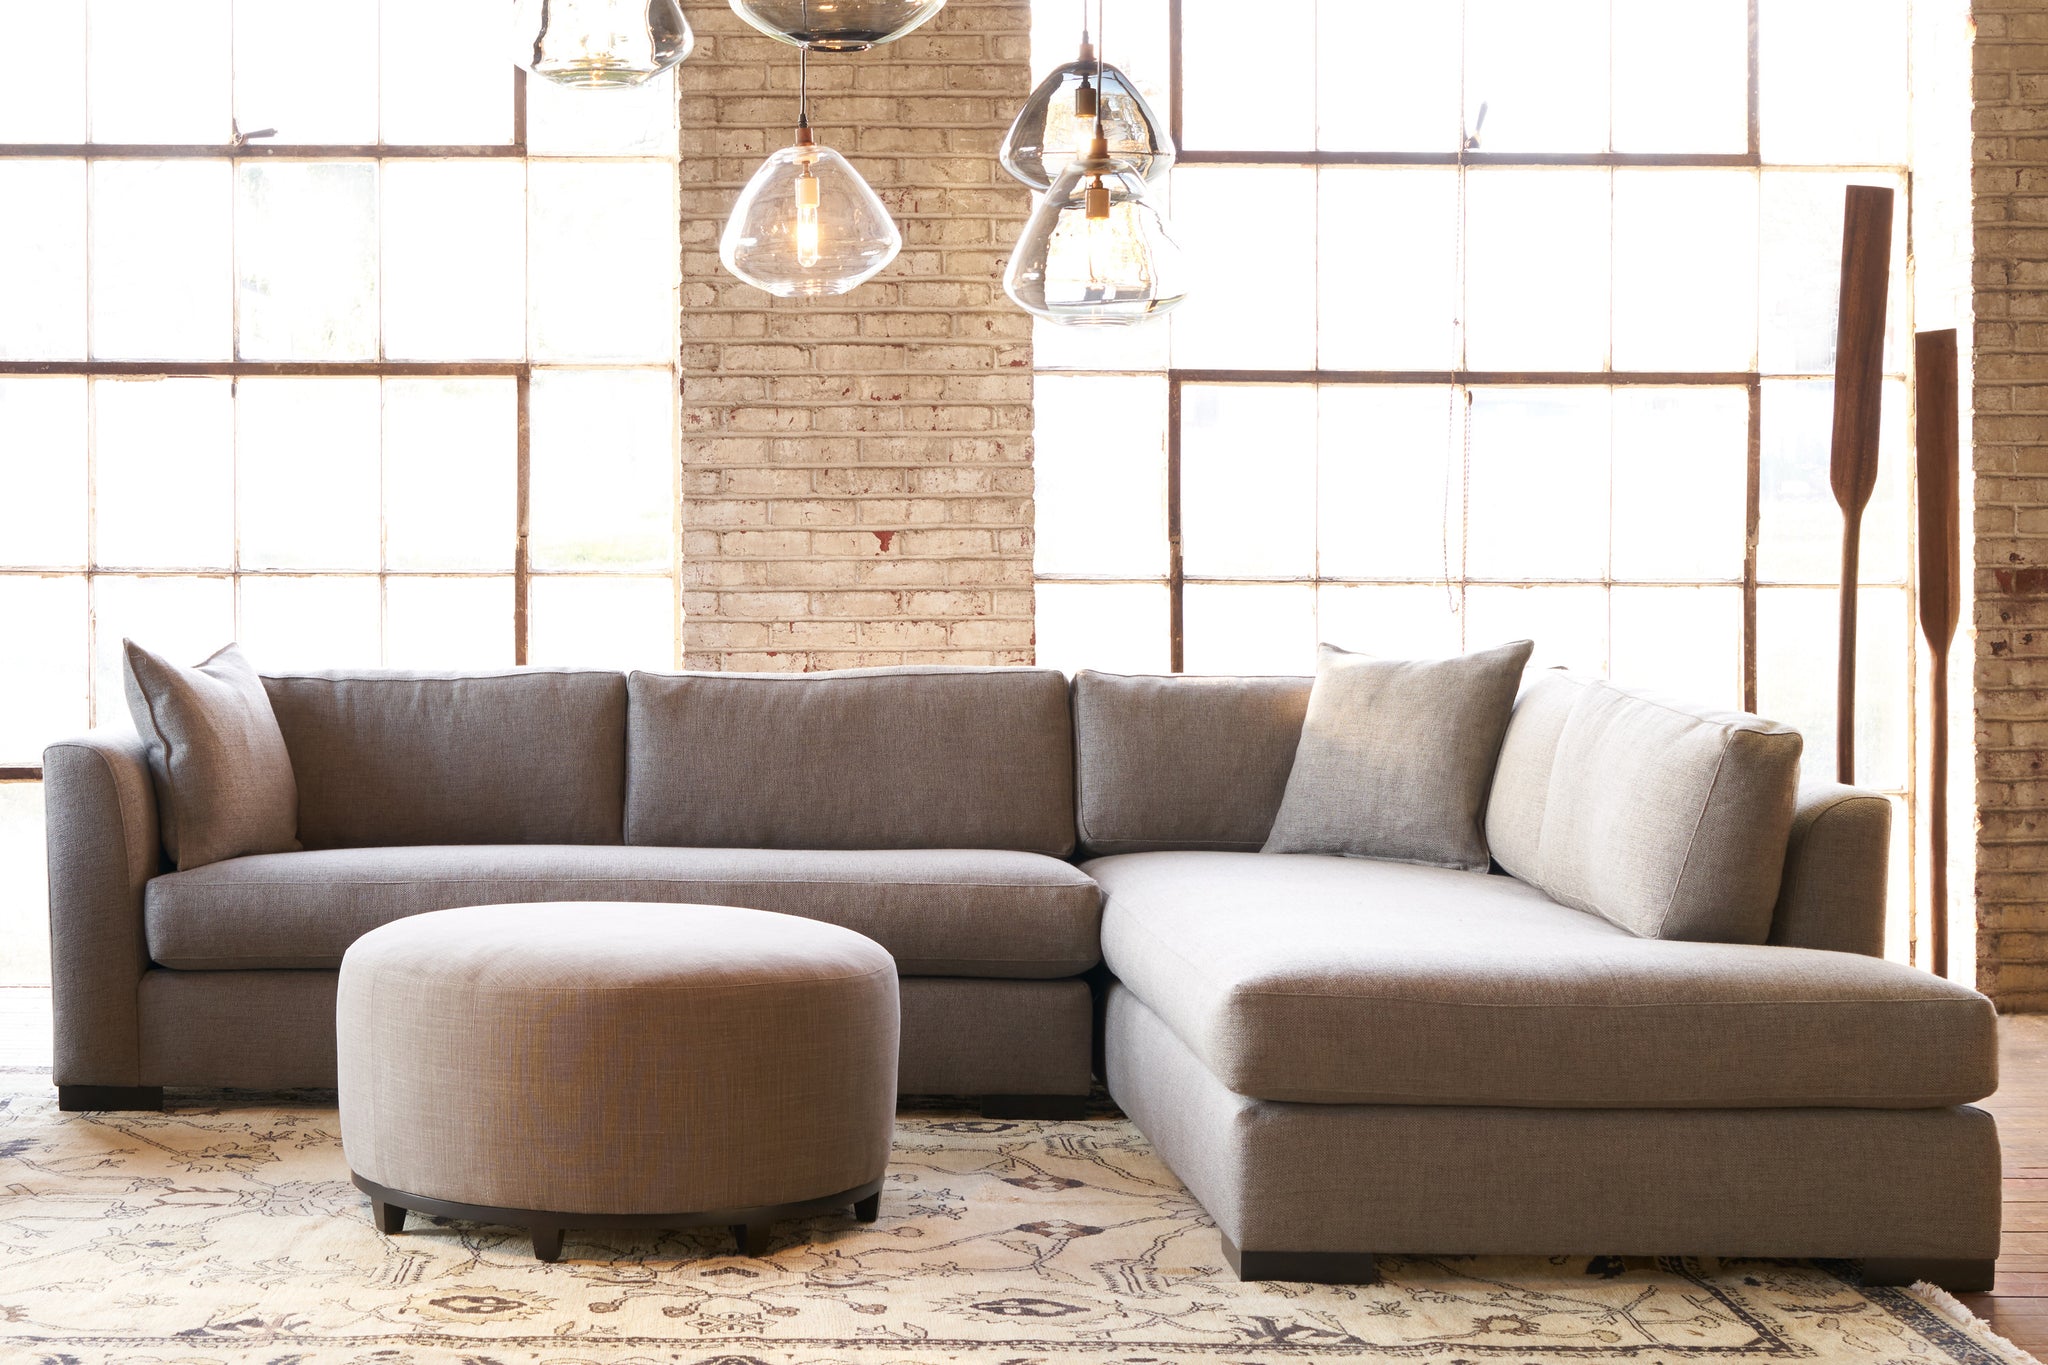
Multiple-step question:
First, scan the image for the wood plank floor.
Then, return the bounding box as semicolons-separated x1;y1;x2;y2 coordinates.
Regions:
0;984;2042;1355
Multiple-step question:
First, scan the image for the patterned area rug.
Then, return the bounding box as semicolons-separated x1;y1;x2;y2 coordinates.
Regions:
0;1078;2033;1365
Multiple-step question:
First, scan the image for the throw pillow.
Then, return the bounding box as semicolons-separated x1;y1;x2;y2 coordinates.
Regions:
122;640;301;871
1262;639;1534;870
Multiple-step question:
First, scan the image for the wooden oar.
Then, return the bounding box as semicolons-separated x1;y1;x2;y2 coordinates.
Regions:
1830;185;1895;783
1916;328;1960;978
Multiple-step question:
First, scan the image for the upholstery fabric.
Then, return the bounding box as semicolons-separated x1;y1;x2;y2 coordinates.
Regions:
1264;641;1533;870
338;904;898;1216
145;844;1101;978
262;669;627;850
134;967;1093;1097
1485;672;1804;943
1106;985;2002;1261
626;667;1075;855
1093;850;1997;1108
121;641;300;870
42;731;159;1088
1769;784;1893;956
1071;671;1311;855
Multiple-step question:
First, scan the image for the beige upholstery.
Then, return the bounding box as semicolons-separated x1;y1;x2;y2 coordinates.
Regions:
1770;784;1893;956
337;903;898;1216
1485;672;1804;943
264;668;627;849
1093;850;1998;1108
145;844;1100;977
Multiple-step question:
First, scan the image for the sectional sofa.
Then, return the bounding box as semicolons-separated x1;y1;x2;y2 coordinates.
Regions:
43;663;2000;1289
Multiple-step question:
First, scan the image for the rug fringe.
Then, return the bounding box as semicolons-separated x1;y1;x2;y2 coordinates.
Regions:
1912;1280;2045;1365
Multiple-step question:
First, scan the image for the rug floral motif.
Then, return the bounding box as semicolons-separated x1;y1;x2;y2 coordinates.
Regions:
0;1079;2031;1365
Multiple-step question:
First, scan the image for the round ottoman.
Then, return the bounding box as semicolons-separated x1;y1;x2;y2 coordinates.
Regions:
336;902;899;1262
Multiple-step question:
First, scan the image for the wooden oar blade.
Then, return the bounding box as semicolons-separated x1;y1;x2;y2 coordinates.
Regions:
1916;328;1961;651
1830;185;1895;515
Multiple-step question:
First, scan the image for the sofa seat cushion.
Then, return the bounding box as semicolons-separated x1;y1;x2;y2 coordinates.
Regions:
1094;851;1996;1109
146;845;1102;978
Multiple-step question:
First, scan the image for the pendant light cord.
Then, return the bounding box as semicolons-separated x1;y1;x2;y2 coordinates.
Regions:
1094;0;1105;139
798;45;810;131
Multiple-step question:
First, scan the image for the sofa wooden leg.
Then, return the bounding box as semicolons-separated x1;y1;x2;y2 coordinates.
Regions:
733;1222;770;1256
853;1192;881;1223
979;1094;1089;1121
57;1085;163;1113
370;1198;407;1234
1861;1257;1995;1292
1221;1234;1380;1286
531;1225;564;1263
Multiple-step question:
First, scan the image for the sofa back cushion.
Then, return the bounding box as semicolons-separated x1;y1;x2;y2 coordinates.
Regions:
1485;671;1804;943
1072;671;1312;855
263;669;628;849
626;666;1075;855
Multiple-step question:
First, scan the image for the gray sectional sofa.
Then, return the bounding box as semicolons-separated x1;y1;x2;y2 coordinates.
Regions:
43;662;2001;1289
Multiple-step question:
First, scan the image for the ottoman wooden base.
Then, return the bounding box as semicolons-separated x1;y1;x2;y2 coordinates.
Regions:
355;1172;884;1263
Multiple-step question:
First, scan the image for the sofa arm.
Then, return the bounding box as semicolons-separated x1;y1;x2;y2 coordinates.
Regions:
43;730;160;1086
1767;783;1891;957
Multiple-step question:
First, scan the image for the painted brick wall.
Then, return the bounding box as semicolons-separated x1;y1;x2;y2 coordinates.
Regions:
676;0;1036;671
1975;0;2048;1006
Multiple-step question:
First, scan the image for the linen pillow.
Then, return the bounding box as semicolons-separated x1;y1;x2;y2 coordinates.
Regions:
1261;639;1534;870
122;640;300;871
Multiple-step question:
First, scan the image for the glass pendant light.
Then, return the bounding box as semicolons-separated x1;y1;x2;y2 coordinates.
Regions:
722;51;903;297
1003;14;1187;327
513;0;693;87
999;3;1172;191
728;0;947;51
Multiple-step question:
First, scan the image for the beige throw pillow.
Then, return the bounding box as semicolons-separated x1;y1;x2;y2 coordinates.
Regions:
1262;639;1535;870
122;640;301;871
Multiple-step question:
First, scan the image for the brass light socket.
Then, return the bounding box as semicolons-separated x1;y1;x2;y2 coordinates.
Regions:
1074;78;1098;120
1085;180;1111;220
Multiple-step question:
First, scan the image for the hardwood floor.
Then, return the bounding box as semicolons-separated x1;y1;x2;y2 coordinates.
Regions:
0;984;2042;1354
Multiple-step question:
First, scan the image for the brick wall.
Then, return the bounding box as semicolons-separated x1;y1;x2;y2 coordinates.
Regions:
1975;0;2048;1005
675;0;1036;671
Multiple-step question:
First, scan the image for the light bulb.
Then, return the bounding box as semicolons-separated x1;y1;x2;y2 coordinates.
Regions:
1004;140;1187;326
795;164;823;268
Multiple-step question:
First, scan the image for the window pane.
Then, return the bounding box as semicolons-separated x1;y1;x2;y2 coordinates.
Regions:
1758;377;1909;585
0;783;52;985
0;379;87;568
1760;170;1908;376
1319;584;1463;659
1464;169;1610;370
385;378;518;572
1170;167;1317;370
1465;0;1608;153
1610;586;1743;709
1033;582;1171;676
386;577;515;669
88;0;230;144
528;69;679;156
529;370;675;572
1182;584;1317;675
234;0;378;143
238;378;381;570
1760;0;1908;165
1464;584;1607;674
1612;0;1747;153
1318;169;1458;370
1318;386;1460;579
1757;585;1910;789
1465;388;1609;580
90;161;233;361
90;576;235;727
1181;0;1312;150
1033;375;1168;578
1180;385;1317;578
1317;1;1460;152
236;161;378;360
239;576;382;670
1611;387;1748;581
381;0;515;145
93;379;235;569
0;5;84;142
528;576;676;670
1033;308;1171;371
382;162;525;360
0;577;89;764
0;162;87;360
1613;171;1757;372
530;160;676;362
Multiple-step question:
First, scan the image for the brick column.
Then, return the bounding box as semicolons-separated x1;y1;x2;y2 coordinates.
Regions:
676;1;1036;671
1974;0;2048;1006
